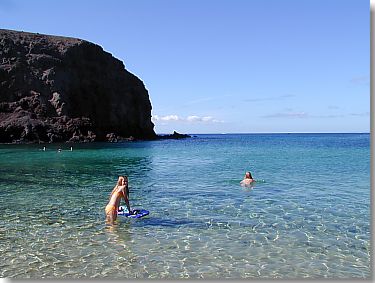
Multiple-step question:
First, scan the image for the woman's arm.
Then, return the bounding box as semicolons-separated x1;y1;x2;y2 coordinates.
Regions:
109;177;123;199
109;185;118;199
121;185;131;212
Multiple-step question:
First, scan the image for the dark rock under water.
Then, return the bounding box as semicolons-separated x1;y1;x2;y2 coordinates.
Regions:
0;29;157;143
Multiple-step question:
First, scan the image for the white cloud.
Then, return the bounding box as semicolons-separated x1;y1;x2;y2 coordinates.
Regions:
152;115;180;121
202;116;216;122
152;114;222;124
186;115;200;122
186;115;220;122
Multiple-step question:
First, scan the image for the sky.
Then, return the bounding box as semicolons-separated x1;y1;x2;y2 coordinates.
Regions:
0;0;370;134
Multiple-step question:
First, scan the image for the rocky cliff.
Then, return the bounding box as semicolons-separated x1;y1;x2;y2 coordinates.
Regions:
0;29;156;143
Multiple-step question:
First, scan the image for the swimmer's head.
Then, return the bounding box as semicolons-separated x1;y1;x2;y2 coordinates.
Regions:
117;176;124;185
245;171;252;179
118;176;128;186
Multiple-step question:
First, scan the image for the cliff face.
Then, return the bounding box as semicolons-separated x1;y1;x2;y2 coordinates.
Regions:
0;29;156;143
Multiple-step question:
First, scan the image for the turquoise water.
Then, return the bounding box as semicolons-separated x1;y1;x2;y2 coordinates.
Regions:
0;133;370;279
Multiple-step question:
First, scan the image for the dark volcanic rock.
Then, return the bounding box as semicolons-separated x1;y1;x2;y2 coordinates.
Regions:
0;29;156;143
158;131;191;139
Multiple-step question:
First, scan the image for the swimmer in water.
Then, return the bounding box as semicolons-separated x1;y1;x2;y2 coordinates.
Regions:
240;171;254;187
105;176;131;225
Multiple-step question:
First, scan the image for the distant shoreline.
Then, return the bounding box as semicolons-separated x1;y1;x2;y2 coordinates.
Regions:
0;132;369;145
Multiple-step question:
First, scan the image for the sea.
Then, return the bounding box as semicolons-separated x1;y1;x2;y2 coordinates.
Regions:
0;133;371;279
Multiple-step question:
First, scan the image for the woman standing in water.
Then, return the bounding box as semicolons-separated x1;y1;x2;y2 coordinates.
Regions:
105;176;131;224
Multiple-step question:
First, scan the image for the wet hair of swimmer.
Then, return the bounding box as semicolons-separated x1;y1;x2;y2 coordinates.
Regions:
117;176;127;185
246;171;253;179
119;175;129;197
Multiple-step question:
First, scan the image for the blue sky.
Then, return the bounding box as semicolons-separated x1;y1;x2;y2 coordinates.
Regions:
0;0;370;134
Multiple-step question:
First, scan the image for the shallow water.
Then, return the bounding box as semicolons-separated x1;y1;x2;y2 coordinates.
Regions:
0;133;370;278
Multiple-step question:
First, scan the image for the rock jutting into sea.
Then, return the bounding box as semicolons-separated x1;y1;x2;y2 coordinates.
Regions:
158;131;191;139
0;29;157;143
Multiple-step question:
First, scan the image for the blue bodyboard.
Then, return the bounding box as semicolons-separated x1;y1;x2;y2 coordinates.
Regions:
117;206;149;218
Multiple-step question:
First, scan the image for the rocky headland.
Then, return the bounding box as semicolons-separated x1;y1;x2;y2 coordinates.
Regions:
0;29;158;143
158;131;191;139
